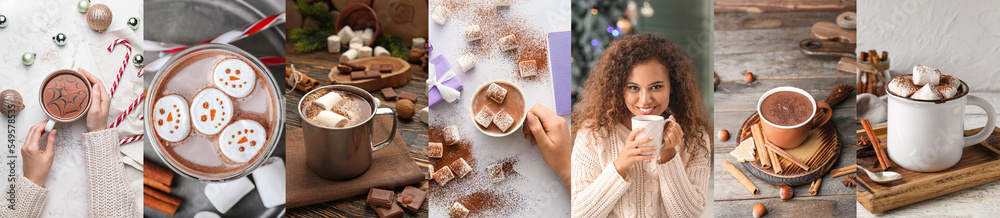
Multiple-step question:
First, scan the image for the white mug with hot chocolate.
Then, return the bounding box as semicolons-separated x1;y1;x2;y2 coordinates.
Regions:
631;115;672;156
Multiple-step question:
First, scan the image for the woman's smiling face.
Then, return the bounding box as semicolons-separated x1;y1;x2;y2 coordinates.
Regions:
624;60;670;117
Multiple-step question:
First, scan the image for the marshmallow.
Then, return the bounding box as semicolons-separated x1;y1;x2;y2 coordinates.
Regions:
888;75;918;97
937;85;958;99
940;75;961;88
451;157;472;178
458;53;476;72
204;177;255;214
190;88;234;135
431;6;450;25
193;212;221;218
465;24;481;42
450;202;470;218
518;59;537;77
314;92;344;110
153;95;191;142
374;46;391;57
327;35;341;53
340;49;358;63
358;46;373;58
487;163;504;183
349;37;364;50
912;65;941;86
218;119;267;163
252;157;286;208
428;142;443;158
213;59;257;98
495;0;511;6
443;125;460;145
337;26;355;45
354;30;364;39
912;84;941;100
432;166;455;186
412;38;426;50
362;28;374;45
499;34;518;51
475;107;494;128
418;107;429;124
315;110;349;128
487;83;507;104
494;109;514;132
44;120;55;132
427;164;434;180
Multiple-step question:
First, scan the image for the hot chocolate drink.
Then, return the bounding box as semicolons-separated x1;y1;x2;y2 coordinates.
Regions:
41;71;90;121
300;88;373;128
760;91;813;127
148;47;278;180
472;81;524;134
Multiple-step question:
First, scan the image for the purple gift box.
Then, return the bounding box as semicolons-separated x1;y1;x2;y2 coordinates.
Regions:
550;31;572;115
428;55;463;108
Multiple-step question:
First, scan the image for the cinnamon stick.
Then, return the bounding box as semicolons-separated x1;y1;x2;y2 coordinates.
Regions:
859;52;868;62
144;162;174;186
829;164;857;178
869;50;880;63
144;193;179;216
762;141;811;171
810;178;822;195
882;51;888;61
144;177;171;193
144;186;181;206
861;119;891;170
751;124;771;169
723;160;759;194
769;144;783;174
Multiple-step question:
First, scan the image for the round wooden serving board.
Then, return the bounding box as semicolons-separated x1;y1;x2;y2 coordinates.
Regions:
737;112;841;186
328;56;412;91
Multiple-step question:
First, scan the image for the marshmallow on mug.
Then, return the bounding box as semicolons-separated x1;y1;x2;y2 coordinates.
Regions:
475;107;494;127
315;110;350;128
190;88;234;135
218;120;267;163
314;92;344;110
888;75;919;97
937;85;958;99
374;46;391;57
432;6;450;25
465;24;482;42
359;46;373;58
340;49;358;63
327;35;341;53
153;95;191;142
337;26;355;45
213;59;257;98
493;109;514;132
912;65;941;86
940;75;961;88
458;53;476;72
912;84;941;101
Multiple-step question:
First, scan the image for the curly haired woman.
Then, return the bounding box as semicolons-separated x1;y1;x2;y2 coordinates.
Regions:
571;33;711;218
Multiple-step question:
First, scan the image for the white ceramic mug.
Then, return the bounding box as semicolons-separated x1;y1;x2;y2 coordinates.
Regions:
632;115;670;155
886;82;996;172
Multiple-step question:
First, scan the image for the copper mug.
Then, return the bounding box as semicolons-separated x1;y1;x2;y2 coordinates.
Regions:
756;87;832;149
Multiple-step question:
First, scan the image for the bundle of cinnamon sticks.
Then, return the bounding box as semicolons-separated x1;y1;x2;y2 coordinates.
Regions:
857;50;890;96
144;162;181;216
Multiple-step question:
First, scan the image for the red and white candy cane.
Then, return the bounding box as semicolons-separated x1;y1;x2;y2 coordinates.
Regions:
110;91;145;129
145;12;285;53
120;134;143;145
107;38;132;98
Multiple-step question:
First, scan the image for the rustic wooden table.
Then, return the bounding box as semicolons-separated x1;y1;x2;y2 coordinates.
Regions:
712;12;858;217
282;43;431;217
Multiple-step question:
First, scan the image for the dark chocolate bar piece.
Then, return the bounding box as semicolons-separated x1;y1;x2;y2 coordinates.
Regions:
398;92;418;102
342;62;366;71
396;186;427;212
381;87;397;100
366;70;381;79
367;188;394;208
350;71;367;80
380;64;393;73
336;65;351;74
370;201;404;218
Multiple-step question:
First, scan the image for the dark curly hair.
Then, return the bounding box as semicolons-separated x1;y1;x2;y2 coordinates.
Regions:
572;33;710;160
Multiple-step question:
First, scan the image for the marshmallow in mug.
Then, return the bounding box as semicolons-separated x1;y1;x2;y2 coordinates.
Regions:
889;65;962;100
912;65;942;86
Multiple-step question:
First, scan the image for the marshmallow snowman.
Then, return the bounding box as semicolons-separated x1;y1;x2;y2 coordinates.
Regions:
213;59;257;98
219;120;267;163
191;88;234;135
153;95;191;142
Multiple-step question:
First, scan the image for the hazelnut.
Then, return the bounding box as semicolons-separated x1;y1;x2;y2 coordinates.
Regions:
718;129;729;141
401;194;414;204
745;72;755;82
753;203;767;218
714;72;720;86
397;99;415;119
779;185;793;200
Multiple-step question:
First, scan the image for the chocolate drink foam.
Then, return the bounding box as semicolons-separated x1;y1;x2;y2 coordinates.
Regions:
760;91;813;127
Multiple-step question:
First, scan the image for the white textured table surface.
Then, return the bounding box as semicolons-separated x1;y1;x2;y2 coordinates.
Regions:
0;0;143;216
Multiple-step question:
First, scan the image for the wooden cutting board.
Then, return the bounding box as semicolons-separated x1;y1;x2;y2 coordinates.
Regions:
328;56;412;91
856;126;1000;214
737;111;841;186
812;21;856;43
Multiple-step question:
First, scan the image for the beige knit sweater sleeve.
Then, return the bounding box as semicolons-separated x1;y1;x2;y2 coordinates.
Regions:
655;134;711;217
1;176;48;218
571;128;630;218
83;128;139;217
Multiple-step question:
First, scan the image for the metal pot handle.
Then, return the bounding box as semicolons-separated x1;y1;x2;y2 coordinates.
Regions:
372;106;397;151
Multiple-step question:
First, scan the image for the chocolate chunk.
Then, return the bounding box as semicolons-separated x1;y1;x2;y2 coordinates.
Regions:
396;186;427;212
381;87;397;100
351;71;367;80
370;201;404;218
337;65;351;73
398;92;418;102
342;62;365;71
380;64;393;73
367;188;394;208
366;70;381;79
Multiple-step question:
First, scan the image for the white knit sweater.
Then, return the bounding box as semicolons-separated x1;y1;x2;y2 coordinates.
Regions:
571;123;710;218
1;129;138;218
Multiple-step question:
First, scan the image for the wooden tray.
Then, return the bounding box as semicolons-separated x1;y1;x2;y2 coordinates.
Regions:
856;126;1000;214
328;56;411;91
736;112;841;186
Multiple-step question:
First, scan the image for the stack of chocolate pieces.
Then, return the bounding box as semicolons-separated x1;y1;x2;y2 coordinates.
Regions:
367;186;428;218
